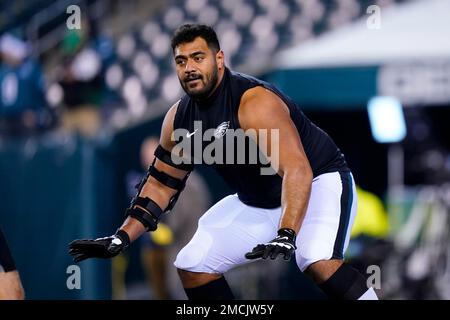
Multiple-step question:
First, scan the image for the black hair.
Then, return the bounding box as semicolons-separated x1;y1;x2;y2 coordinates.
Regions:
171;24;220;53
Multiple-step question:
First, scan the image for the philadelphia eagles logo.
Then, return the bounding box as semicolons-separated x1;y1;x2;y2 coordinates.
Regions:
214;121;230;139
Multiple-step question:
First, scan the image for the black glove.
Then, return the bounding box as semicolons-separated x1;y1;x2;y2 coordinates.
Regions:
245;228;297;261
68;229;130;263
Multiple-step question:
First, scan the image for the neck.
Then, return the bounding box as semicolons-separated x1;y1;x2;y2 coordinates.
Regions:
208;67;225;98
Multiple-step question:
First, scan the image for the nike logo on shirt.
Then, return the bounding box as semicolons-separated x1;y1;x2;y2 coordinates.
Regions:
186;129;198;138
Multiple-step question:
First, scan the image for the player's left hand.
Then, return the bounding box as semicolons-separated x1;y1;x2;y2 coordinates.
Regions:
245;228;297;261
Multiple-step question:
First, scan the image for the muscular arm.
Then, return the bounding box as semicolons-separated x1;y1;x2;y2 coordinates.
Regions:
68;105;192;263
238;87;313;233
120;100;190;242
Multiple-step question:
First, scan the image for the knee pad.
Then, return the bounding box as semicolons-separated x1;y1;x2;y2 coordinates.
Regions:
296;240;333;272
319;263;368;300
174;231;213;272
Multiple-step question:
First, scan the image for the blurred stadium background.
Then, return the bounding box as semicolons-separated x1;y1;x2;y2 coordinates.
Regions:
1;0;450;299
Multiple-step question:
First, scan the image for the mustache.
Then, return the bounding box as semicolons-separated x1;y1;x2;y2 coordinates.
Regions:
184;73;203;82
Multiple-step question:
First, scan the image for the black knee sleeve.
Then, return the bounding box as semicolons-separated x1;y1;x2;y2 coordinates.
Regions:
0;228;16;272
184;277;235;300
319;263;368;300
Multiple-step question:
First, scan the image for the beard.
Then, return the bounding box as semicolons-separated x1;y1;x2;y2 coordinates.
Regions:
180;65;219;100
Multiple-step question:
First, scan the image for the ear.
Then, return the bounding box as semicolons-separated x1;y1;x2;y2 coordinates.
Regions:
216;50;225;70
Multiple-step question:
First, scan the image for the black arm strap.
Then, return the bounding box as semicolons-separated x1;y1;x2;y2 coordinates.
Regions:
126;207;157;232
125;145;193;231
124;166;190;231
134;197;164;218
126;197;163;231
154;145;194;171
148;165;184;190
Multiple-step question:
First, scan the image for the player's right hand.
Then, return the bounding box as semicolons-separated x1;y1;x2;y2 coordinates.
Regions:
68;230;130;263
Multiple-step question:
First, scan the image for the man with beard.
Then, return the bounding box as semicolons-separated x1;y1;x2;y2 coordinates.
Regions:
69;24;378;300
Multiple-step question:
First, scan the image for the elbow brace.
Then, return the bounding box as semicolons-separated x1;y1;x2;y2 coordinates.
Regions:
125;145;193;231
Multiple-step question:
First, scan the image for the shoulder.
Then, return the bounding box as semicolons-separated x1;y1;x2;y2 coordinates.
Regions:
238;86;290;129
164;99;181;124
172;94;192;125
241;86;288;108
160;100;181;149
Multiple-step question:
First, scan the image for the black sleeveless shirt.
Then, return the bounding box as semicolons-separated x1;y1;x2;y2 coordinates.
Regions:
174;67;349;208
